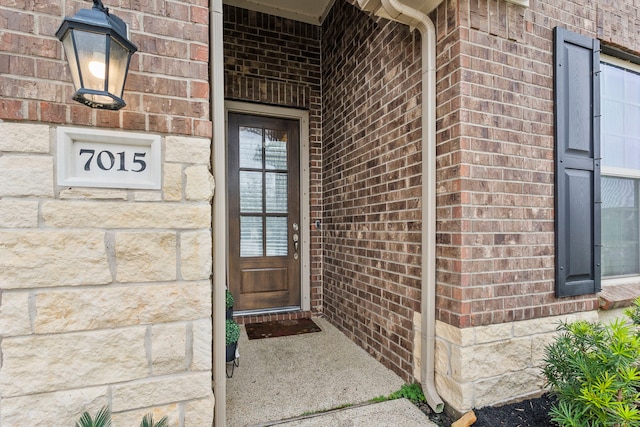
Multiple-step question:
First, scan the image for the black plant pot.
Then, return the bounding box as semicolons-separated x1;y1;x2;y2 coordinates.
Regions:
226;306;233;320
226;341;237;363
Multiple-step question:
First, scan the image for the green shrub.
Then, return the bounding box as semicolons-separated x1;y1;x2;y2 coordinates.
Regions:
226;318;240;345
225;289;234;309
76;407;170;427
542;313;640;427
139;413;169;427
76;407;111;427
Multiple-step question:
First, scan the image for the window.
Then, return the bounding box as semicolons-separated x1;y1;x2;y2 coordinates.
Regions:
601;58;640;279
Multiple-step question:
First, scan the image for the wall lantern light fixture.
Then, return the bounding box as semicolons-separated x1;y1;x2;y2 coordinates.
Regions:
56;0;137;110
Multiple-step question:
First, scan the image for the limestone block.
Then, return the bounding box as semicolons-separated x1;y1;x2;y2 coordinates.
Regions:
111;372;213;412
0;155;54;197
512;316;561;337
531;333;557;368
165;136;211;164
0;122;50;153
0;230;112;289
474;368;544;408
163;163;183;201
42;201;211;229
0;200;39;227
116;232;176;282
436;320;475;346
111;403;180;427
0;328;148;397
184;397;215;427
133;190;162;201
474;322;513;344
1;386;108;427
34;282;211;333
412;311;422;381
181;230;212;280
185;165;214;201
58;188;128;200
152;323;187;375
191;318;212;371
0;291;31;336
435;373;474;413
451;338;532;382
598;307;627;324
434;338;450;376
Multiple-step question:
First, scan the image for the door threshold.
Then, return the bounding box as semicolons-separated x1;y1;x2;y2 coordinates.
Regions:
235;306;300;317
233;307;315;325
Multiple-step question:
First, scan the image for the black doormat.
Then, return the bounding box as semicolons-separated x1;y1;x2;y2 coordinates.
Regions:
245;318;322;340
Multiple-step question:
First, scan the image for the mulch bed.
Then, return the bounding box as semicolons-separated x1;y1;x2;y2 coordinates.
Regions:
417;393;558;427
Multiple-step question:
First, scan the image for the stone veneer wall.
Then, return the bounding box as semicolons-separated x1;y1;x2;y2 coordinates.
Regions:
0;0;214;424
321;0;423;381
0;122;214;426
223;4;324;315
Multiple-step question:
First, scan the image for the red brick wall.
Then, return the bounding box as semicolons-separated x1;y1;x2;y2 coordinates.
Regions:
223;5;324;313
430;0;640;329
0;0;210;137
322;1;423;381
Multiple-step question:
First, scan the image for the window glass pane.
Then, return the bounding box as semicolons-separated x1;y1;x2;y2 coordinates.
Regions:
602;177;640;277
239;171;262;213
265;172;287;213
240;216;263;257
265;129;288;170
266;217;288;256
239;127;263;169
625;105;640;136
627;138;640;170
602;134;625;169
603;99;625;140
604;63;625;99
627;68;640;99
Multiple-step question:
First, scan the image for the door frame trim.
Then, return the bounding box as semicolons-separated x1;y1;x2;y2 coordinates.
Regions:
224;100;311;311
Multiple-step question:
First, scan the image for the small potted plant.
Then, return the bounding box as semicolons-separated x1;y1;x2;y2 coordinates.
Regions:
225;289;234;320
225;318;240;362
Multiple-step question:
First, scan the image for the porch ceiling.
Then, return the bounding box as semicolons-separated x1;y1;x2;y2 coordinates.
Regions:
223;0;336;25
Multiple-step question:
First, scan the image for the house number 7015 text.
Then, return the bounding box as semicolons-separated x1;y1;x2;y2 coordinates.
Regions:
79;149;147;172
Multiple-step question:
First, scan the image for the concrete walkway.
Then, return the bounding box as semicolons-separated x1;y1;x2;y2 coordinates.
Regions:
225;317;438;426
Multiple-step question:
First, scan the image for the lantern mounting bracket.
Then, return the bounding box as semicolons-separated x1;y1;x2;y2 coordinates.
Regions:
92;0;109;15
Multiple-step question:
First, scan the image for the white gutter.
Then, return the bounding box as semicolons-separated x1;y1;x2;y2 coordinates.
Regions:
355;0;444;413
210;0;227;425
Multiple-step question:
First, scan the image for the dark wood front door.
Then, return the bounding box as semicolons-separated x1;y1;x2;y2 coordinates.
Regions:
227;113;301;312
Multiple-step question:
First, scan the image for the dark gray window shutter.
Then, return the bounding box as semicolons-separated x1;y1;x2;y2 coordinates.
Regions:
554;27;601;297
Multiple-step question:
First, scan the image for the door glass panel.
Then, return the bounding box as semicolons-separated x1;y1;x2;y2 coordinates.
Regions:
265;172;288;213
265;129;288;170
240;216;263;257
239;171;263;213
239;127;263;169
602;177;640;276
266;217;288;256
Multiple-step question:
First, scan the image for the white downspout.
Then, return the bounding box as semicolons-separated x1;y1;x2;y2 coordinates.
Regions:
377;0;444;413
210;0;227;425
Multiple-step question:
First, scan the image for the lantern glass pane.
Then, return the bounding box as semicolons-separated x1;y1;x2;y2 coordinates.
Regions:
108;38;130;97
74;30;107;92
61;32;81;91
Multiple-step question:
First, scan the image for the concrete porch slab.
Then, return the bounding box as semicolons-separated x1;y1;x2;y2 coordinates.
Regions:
226;317;432;426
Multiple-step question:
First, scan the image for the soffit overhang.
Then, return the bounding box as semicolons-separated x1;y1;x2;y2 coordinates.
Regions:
223;0;336;25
